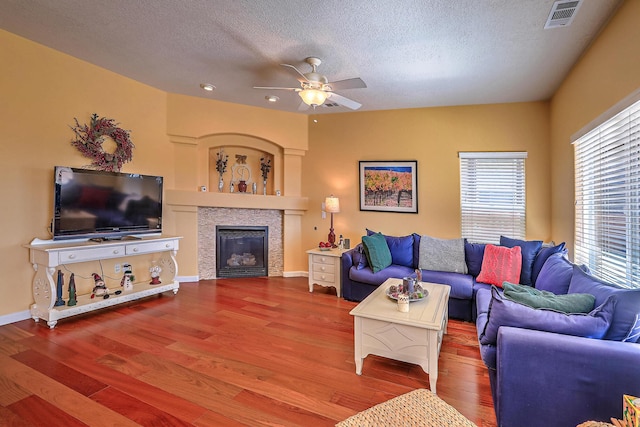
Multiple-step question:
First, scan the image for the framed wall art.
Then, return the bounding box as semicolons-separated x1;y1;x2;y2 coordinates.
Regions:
359;160;418;213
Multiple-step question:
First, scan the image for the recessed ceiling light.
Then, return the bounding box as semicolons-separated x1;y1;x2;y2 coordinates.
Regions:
265;95;279;103
200;83;215;91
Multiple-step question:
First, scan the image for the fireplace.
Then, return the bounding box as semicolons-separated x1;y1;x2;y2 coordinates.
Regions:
216;225;268;278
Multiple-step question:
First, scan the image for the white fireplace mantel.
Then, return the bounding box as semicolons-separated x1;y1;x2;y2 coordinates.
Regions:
165;190;308;211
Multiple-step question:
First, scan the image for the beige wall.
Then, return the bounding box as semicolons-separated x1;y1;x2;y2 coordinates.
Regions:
302;102;551;251
0;29;171;317
550;0;640;256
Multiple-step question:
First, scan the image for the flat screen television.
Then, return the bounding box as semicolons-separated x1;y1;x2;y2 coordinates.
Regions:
53;166;163;241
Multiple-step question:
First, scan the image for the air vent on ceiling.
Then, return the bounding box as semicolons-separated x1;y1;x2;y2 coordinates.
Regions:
544;0;582;29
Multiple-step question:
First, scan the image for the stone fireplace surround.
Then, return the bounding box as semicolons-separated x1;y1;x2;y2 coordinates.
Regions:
198;207;283;279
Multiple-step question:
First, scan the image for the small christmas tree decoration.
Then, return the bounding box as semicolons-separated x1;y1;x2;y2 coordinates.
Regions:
54;270;66;306
68;273;77;306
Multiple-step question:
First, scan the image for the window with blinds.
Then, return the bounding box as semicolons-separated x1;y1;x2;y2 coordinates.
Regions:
573;98;640;289
459;152;527;244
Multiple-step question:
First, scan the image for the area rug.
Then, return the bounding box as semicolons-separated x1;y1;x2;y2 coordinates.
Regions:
336;388;476;427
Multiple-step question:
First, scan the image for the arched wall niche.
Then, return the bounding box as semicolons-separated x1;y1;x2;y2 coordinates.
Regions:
197;133;283;195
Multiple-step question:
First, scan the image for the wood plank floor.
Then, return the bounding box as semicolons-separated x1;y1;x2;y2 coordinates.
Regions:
0;277;497;426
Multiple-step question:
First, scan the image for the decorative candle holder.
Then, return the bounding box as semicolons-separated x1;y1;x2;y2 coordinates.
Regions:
397;294;410;312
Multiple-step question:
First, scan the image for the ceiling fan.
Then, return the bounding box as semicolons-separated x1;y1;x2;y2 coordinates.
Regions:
253;57;366;110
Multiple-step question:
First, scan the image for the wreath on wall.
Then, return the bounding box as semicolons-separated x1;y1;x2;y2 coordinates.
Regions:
70;113;134;172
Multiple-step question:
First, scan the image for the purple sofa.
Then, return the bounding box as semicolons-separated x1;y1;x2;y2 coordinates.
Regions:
341;233;640;426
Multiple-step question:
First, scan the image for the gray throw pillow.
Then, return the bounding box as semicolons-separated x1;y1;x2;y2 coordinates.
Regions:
419;236;468;274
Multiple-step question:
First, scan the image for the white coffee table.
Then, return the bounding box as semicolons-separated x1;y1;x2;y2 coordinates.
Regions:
349;278;450;393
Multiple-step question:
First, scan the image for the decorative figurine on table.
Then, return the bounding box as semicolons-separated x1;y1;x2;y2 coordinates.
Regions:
149;264;162;285
90;273;108;299
120;263;134;292
68;273;77;306
54;270;65;306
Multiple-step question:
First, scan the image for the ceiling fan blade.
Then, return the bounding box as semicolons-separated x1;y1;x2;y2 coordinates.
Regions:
253;86;299;91
327;77;367;91
281;63;310;82
327;92;362;110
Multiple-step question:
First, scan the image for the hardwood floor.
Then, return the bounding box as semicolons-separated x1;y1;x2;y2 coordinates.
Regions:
0;277;497;426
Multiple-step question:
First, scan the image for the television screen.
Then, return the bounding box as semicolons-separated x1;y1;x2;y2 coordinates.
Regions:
53;166;163;241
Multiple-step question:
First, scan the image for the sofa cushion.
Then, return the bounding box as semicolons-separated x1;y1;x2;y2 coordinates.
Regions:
567;265;623;306
476;244;522;288
464;241;486;277
367;229;414;268
349;264;415;286
500;236;543;286
475;287;493;317
412;233;421;269
534;253;574;295
419;235;467;274
420;270;474;300
362;232;393;273
567;266;640;342
479;286;613;346
502;283;595;313
531;242;566;285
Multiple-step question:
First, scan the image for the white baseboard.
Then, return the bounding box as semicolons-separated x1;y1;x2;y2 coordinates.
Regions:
177;275;199;283
283;271;308;278
0;310;31;327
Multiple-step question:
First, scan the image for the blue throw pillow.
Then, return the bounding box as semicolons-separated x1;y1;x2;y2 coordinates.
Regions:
464;241;486;277
534;253;574;295
500;236;543;286
361;232;392;273
412;233;421;269
567;266;640;341
567;265;623;306
366;229;414;268
479;286;612;346
352;244;369;270
531;242;566;285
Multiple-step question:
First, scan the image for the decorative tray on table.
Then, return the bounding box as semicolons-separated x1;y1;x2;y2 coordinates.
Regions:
386;283;428;302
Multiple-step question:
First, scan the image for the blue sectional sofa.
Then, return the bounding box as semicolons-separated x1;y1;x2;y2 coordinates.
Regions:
340;232;640;427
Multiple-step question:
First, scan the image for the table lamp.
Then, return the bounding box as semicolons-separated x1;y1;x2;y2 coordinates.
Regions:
325;195;340;248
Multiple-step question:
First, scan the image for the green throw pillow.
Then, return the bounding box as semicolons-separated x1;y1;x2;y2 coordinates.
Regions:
361;232;392;273
502;282;595;313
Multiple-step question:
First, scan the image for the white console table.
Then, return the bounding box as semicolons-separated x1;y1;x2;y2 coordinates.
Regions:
25;235;181;328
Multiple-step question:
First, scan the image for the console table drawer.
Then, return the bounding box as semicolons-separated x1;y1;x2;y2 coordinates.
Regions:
59;245;126;263
126;239;177;255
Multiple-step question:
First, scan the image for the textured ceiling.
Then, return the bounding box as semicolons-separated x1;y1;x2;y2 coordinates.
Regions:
0;0;623;114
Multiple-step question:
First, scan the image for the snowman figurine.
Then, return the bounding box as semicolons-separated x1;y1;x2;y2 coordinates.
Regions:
149;264;162;285
120;263;134;292
91;273;108;298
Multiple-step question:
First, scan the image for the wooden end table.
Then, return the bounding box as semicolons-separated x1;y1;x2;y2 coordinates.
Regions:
349;278;450;393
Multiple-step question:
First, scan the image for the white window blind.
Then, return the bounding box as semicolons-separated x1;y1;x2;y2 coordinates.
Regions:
459;152;527;244
573;98;640;289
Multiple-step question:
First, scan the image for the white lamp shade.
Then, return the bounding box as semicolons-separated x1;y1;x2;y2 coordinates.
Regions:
299;89;328;106
325;196;340;213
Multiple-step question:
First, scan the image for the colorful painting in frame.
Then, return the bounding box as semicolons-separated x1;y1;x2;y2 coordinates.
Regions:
359;160;418;213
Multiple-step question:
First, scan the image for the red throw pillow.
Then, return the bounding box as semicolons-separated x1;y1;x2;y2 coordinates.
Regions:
477;244;522;287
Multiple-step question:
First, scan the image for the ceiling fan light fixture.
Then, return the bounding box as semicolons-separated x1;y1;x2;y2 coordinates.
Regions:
299;89;328;107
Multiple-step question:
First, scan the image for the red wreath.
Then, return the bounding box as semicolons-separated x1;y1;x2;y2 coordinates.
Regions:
70;114;134;172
